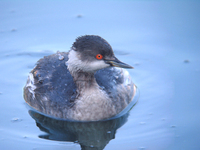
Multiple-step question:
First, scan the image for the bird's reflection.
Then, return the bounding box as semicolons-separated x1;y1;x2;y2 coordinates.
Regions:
29;110;130;150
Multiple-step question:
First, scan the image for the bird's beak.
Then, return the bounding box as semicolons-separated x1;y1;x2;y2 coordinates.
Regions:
105;56;134;69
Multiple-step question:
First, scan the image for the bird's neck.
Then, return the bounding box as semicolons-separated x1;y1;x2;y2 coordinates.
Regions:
70;70;98;90
67;50;99;92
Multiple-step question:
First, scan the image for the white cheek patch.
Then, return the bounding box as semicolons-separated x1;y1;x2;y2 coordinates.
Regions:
67;50;83;71
67;50;109;72
84;60;109;72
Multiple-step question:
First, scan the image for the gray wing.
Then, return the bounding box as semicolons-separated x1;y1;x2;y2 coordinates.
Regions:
24;52;76;116
96;67;134;111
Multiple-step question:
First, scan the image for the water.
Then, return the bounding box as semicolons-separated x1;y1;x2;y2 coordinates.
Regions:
0;1;200;150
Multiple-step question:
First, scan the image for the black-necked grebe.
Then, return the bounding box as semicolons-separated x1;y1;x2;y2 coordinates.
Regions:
24;35;136;121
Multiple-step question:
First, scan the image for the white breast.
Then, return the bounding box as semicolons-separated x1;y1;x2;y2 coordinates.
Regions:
72;87;117;121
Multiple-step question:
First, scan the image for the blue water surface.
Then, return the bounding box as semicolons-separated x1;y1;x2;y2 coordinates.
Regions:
0;1;200;150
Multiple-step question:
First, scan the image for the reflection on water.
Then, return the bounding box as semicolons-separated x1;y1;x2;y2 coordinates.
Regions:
27;88;139;150
29;110;130;150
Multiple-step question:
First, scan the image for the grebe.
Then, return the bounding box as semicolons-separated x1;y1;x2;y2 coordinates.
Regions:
24;35;136;121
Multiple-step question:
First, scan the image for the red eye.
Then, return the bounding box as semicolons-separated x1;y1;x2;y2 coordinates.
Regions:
96;54;103;60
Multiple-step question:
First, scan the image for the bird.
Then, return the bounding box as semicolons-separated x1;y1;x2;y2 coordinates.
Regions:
24;35;136;121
